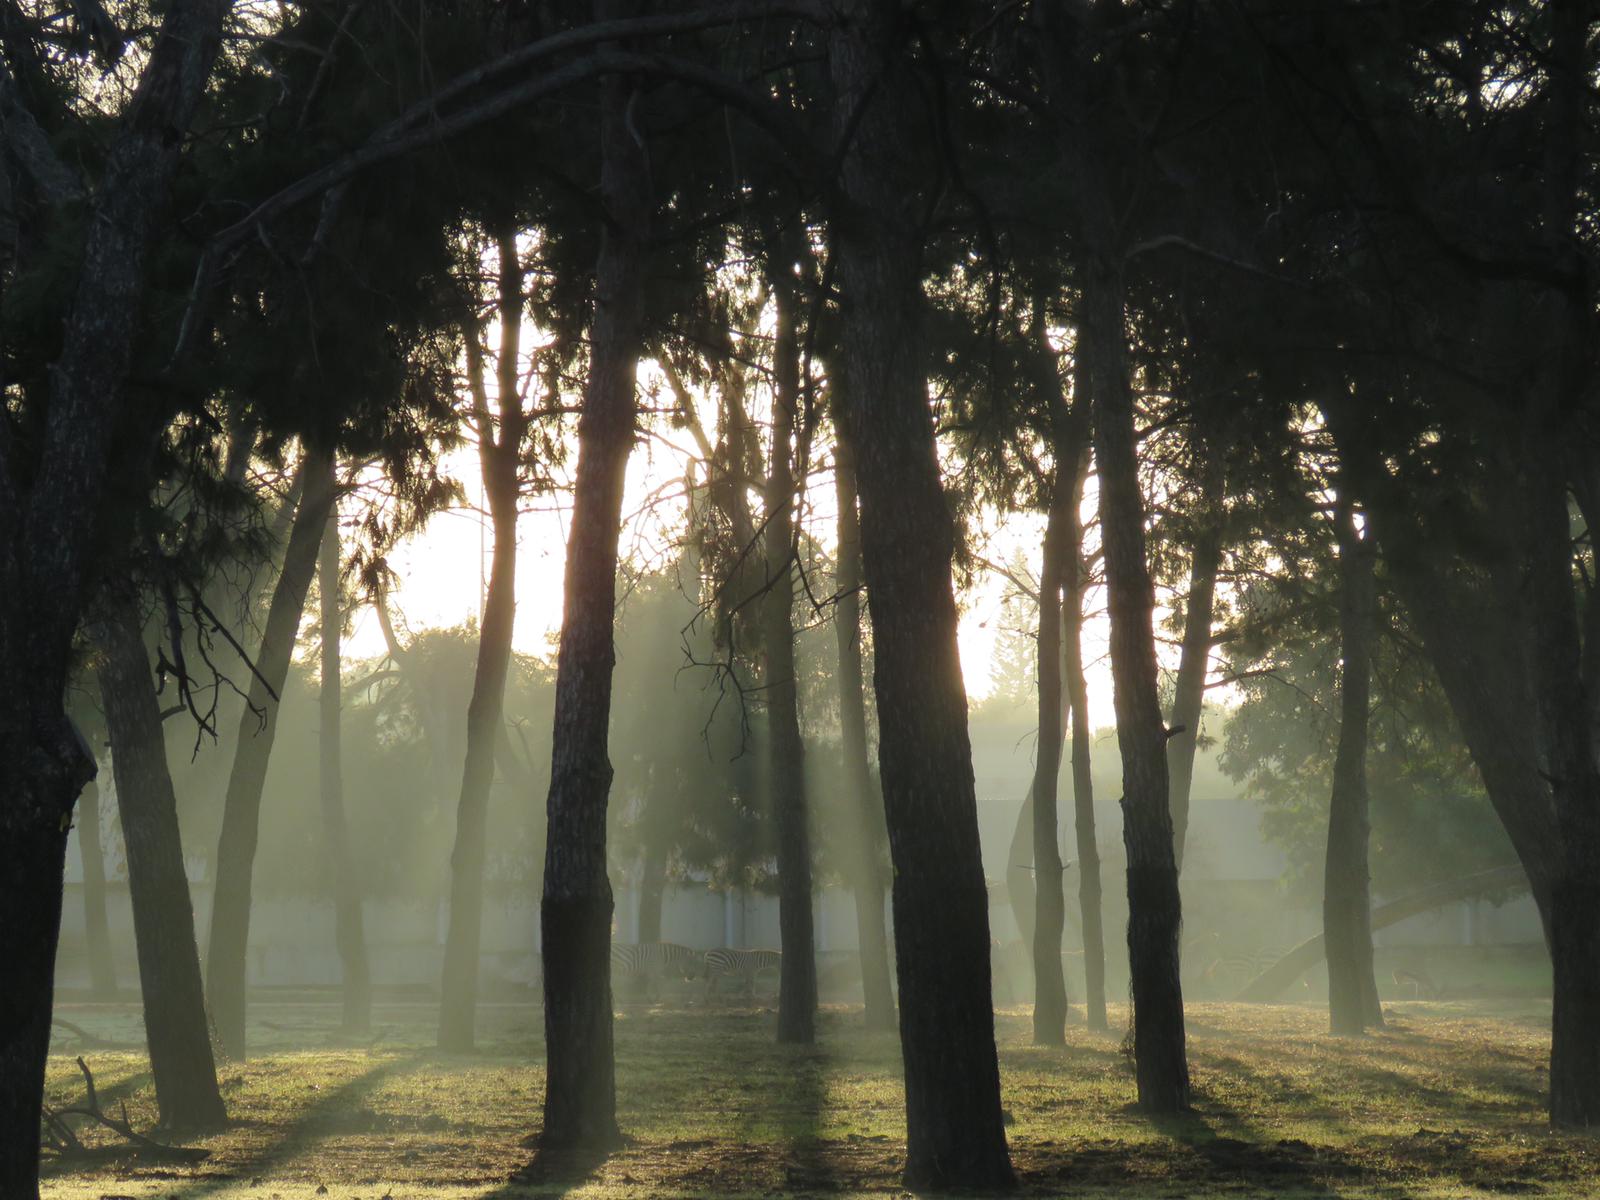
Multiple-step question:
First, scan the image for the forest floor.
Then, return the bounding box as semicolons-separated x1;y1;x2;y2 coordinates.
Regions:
39;992;1595;1199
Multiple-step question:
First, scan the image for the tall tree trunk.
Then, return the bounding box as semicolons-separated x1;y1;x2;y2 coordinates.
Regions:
1031;481;1070;1044
540;41;648;1149
0;4;228;1192
440;228;526;1053
831;423;897;1032
766;252;817;1045
78;776;119;998
207;445;337;1059
1006;791;1036;977
1062;444;1107;1031
1530;0;1600;1128
1529;444;1600;1128
1323;494;1383;1035
319;503;370;1034
1081;249;1190;1112
828;3;1014;1187
0;733;86;1200
1166;449;1224;870
1029;286;1079;1041
95;598;227;1131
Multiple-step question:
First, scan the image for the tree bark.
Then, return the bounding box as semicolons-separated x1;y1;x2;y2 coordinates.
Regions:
319;499;371;1034
440;229;526;1053
1323;494;1383;1034
77;777;119;999
207;445;338;1059
0;739;85;1200
766;252;817;1045
540;29;648;1148
0;3;229;1192
95;598;227;1131
828;2;1015;1187
1527;443;1600;1128
1031;474;1070;1044
1081;247;1190;1112
831;421;897;1032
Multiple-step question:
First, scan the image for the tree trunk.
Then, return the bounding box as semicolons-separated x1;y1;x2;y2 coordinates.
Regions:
1323;494;1383;1035
207;445;337;1059
95;598;227;1131
1031;480;1070;1044
831;423;897;1032
1235;865;1527;1002
828;3;1015;1187
1006;791;1035;978
0;737;88;1200
440;229;526;1053
1519;0;1600;1129
766;254;817;1045
1527;440;1600;1128
0;3;229;1191
540;37;648;1149
77;777;119;999
319;502;371;1034
1060;426;1107;1032
1166;453;1224;871
1081;248;1190;1112
636;835;668;945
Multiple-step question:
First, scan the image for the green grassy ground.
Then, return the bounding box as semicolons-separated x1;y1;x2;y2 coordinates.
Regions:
40;994;1593;1199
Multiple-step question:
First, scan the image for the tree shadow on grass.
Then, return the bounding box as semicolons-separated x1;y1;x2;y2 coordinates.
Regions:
1013;1080;1360;1200
482;1140;615;1200
151;1053;423;1199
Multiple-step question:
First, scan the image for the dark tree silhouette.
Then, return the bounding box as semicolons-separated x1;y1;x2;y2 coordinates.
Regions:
827;0;1015;1187
440;228;531;1053
319;495;371;1034
540;33;650;1149
94;599;227;1131
208;447;337;1059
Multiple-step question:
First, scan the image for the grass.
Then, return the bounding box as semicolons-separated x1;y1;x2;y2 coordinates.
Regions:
39;992;1597;1199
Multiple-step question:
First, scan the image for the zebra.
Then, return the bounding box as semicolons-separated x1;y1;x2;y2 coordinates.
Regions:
609;942;703;998
703;947;782;997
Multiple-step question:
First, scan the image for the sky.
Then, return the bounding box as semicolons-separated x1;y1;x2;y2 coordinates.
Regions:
340;419;1130;729
335;289;1192;734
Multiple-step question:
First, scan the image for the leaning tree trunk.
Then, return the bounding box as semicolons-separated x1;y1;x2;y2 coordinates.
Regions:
831;418;897;1032
1031;477;1070;1044
766;255;817;1045
0;3;228;1192
829;2;1015;1187
1237;865;1529;1003
1166;447;1224;871
1324;494;1383;1035
540;42;648;1150
1081;248;1190;1112
439;228;526;1054
95;598;227;1131
78;777;119;998
319;504;371;1034
207;445;337;1059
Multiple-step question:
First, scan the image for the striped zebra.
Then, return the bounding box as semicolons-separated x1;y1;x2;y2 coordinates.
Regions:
703;948;782;996
609;942;704;993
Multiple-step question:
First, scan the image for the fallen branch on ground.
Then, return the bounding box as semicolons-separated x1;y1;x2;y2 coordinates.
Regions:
39;1057;211;1164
